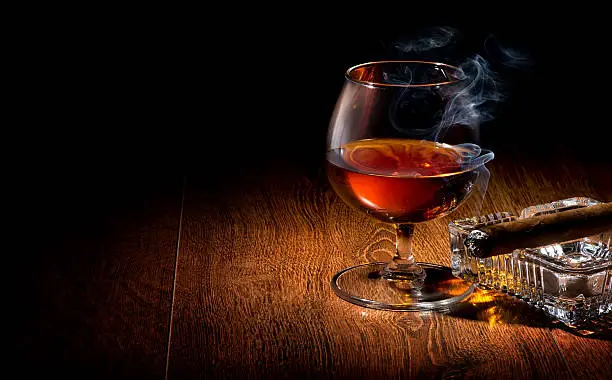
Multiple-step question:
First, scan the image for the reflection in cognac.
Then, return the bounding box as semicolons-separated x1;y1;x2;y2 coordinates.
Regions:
327;139;480;223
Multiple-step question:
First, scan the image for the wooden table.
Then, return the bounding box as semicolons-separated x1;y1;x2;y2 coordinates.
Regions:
17;149;612;379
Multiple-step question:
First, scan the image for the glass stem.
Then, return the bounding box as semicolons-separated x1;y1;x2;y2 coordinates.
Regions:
394;224;416;266
383;224;426;288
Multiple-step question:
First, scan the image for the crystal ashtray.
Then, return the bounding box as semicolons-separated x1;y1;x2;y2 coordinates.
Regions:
449;197;611;325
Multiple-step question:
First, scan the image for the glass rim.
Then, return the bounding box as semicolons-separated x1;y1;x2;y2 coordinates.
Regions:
345;60;461;89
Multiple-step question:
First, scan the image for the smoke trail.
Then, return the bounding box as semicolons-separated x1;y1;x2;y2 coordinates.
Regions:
388;27;529;144
394;26;457;54
435;54;502;141
383;66;414;85
434;36;530;141
484;35;532;70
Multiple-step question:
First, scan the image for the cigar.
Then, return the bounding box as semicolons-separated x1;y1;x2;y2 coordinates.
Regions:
464;202;612;258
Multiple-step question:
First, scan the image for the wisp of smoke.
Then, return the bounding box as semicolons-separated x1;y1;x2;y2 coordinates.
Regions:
389;27;529;148
436;54;502;141
383;66;414;85
394;26;457;54
484;34;532;69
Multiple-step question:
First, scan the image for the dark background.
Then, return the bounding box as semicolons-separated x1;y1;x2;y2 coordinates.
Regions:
20;16;612;245
28;16;612;177
17;14;612;246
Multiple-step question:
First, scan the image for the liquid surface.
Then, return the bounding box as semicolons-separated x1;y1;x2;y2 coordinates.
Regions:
327;139;478;223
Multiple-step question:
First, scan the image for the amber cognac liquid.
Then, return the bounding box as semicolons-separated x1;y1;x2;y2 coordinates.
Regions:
327;139;479;223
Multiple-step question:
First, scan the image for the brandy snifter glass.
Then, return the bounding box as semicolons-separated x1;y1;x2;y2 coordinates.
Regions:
327;61;494;311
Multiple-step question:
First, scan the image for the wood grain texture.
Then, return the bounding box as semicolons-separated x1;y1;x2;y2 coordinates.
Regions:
167;150;612;379
552;328;612;379
14;172;183;379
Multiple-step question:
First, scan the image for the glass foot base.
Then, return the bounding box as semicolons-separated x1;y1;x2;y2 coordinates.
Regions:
331;262;474;311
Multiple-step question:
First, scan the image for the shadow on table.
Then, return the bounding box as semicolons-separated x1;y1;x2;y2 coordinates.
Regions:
443;288;612;341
